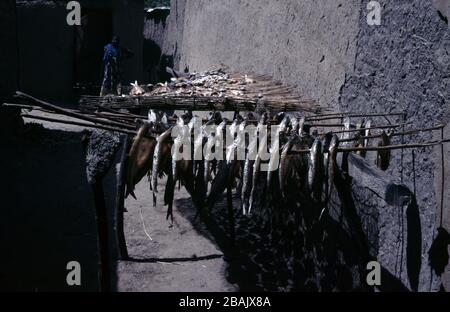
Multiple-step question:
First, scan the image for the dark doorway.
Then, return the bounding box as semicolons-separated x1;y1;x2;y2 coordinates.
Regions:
74;9;113;87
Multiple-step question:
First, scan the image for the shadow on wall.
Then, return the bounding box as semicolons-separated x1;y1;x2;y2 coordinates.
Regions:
0;126;99;291
143;39;162;83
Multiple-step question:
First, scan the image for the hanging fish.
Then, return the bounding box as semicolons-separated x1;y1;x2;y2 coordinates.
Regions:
308;138;324;203
279;138;296;199
248;116;269;215
355;119;366;158
207;117;245;210
241;120;260;215
267;116;290;188
320;134;340;220
193;118;212;175
151;127;173;202
364;119;372;148
161;113;169;127
298;116;306;137
126;123;154;199
376;130;391;171
172;116;186;187
248;154;262;215
290;117;300;136
148;109;158;123
321;132;333;197
241;156;254;215
204;120;226;188
327;135;340;187
341;117;351;145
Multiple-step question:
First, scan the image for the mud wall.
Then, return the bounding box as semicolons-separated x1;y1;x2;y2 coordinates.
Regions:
0;0;21;134
164;0;360;109
0;0;19;101
163;0;450;291
113;0;144;84
143;8;170;83
340;0;450;292
16;1;74;101
0;126;127;291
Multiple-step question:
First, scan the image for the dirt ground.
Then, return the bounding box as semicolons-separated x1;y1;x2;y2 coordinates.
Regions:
117;176;237;292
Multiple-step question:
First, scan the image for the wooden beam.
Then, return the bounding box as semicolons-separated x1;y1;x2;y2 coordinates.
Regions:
21;113;136;135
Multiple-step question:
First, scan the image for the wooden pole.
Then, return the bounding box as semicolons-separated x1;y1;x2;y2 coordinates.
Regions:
91;182;112;292
331;123;410;134
16;91;136;130
338;139;450;153
289;138;450;154
115;136;130;260
21;113;136;135
338;124;446;143
305;112;405;121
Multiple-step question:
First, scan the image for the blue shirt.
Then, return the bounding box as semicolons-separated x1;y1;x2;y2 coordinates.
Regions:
103;43;121;63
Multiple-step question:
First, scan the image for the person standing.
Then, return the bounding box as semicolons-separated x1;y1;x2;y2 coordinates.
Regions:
100;35;133;96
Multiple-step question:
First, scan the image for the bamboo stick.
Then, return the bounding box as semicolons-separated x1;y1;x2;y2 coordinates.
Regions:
16;91;137;130
21;113;136;135
338;139;450;152
79;94;318;113
305;112;405;121
288;138;450;154
331;123;410;134
2;103;39;110
338;124;446;143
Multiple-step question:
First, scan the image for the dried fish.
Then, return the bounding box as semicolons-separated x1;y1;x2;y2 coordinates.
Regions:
341;117;351;145
130;81;145;96
298;116;306;137
248;116;269;214
241;155;254;215
126;123;154;199
364;119;372;148
248;154;262;215
279;138;295;198
267;116;290;188
152;127;173;197
320;134;340;220
355;119;366;158
376;131;391;171
308;138;324;202
148;109;158;123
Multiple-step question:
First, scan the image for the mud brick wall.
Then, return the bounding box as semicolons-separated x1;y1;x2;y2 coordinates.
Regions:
143;8;170;83
0;0;21;135
163;0;450;291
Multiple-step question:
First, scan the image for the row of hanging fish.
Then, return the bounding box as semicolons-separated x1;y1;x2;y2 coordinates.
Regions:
125;110;393;223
